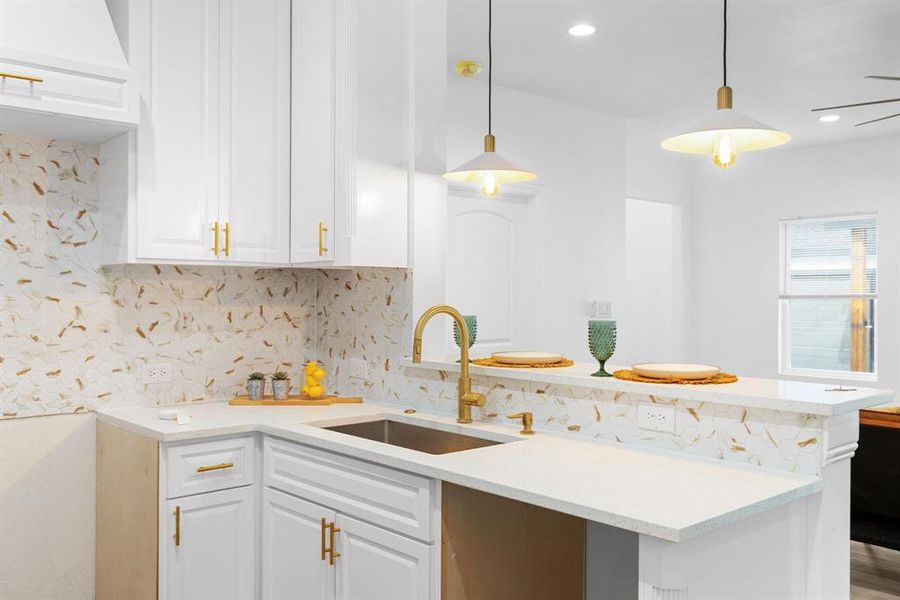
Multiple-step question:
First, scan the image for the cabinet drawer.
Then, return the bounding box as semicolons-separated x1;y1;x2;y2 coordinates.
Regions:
166;436;255;499
0;58;137;126
264;437;434;542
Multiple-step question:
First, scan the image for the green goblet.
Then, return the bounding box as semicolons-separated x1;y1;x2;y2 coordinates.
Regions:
453;315;477;356
588;320;617;377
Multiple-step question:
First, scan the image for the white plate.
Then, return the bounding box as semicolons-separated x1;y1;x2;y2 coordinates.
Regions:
492;351;565;365
631;363;721;380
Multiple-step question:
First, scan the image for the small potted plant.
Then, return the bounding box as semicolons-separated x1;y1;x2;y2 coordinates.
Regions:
246;372;266;401
271;371;291;401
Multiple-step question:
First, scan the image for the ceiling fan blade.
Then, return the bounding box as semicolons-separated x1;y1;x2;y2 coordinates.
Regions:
855;112;900;127
865;75;900;81
811;98;900;111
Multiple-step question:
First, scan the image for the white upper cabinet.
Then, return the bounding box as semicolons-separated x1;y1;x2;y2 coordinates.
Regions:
291;0;412;267
220;0;291;264
0;0;138;143
133;0;220;262
100;0;291;266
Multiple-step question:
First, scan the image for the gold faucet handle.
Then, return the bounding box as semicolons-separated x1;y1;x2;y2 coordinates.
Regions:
508;412;534;435
462;391;486;407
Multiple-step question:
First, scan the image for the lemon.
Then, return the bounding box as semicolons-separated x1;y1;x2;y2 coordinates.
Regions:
307;385;324;399
304;361;318;376
313;368;326;381
301;385;310;396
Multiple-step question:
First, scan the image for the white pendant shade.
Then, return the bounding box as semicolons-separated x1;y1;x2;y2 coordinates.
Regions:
443;150;538;184
661;108;792;154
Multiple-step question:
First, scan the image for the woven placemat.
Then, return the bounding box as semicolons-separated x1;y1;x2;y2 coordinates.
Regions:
472;357;575;369
613;369;738;385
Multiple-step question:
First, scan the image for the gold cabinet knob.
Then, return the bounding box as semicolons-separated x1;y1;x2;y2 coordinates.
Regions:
507;412;534;435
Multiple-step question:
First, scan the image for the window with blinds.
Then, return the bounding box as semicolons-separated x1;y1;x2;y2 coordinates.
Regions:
779;215;877;379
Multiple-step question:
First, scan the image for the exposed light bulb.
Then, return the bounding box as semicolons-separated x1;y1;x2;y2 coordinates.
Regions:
712;134;737;169
480;172;499;197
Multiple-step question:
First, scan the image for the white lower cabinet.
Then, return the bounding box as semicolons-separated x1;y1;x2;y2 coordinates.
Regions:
261;436;438;600
97;426;436;600
262;488;335;600
334;514;432;600
165;486;256;600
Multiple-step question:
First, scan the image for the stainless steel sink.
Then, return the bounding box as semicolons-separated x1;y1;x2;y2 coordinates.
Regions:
323;419;505;455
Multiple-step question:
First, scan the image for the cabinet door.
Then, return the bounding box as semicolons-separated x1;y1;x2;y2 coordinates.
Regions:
261;488;335;600
290;0;335;264
220;0;291;264
165;487;255;600
334;514;433;600
134;0;221;262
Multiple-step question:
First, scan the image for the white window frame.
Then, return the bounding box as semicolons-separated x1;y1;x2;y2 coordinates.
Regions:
778;213;878;382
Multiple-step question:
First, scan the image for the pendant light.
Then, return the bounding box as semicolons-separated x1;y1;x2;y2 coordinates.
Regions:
661;0;790;169
444;0;537;196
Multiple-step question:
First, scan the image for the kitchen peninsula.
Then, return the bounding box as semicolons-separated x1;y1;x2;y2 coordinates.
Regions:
96;366;891;600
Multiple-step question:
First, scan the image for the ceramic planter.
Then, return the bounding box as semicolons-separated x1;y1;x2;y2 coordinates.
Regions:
246;379;265;400
272;379;290;401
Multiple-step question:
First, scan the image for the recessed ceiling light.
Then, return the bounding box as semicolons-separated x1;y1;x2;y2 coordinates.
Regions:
568;23;596;37
819;114;841;123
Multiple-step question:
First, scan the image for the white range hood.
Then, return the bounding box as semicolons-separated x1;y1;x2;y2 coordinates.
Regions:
0;0;138;142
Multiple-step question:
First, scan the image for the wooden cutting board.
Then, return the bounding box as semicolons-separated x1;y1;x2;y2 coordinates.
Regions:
228;395;362;406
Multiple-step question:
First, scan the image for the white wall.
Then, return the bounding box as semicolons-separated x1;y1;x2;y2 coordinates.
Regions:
687;134;900;391
624;198;675;362
0;414;96;600
445;78;628;362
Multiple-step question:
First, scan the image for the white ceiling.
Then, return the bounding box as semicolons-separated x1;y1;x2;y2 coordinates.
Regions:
448;0;900;148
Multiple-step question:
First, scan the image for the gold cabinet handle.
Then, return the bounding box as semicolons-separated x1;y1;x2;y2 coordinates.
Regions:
320;517;328;561
0;72;43;83
211;221;220;256
318;222;328;257
328;521;341;565
196;462;234;473
507;412;534;435
174;506;181;546
224;222;230;257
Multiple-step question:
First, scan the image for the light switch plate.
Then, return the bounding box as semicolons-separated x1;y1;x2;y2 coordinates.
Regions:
143;363;172;384
349;358;369;380
638;402;676;433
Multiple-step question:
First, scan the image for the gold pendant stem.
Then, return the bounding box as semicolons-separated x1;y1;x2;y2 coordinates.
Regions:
717;86;733;110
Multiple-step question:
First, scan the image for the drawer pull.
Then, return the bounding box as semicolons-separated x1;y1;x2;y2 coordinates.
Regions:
0;72;43;84
212;221;220;256
318;222;328;256
327;520;341;565
174;506;181;546
320;517;328;561
196;462;234;473
224;222;231;257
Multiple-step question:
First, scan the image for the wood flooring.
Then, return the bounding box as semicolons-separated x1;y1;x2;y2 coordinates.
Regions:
852;541;900;600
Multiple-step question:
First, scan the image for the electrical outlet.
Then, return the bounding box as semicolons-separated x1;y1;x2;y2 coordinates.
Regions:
638;402;676;433
143;363;172;385
592;300;613;319
349;359;369;380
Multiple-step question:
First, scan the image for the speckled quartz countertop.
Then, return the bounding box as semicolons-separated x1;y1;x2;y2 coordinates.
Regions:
97;400;822;543
401;358;893;416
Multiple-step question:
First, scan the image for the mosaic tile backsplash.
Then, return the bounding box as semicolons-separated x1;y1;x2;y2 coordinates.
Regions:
0;132;826;475
318;268;826;475
0;133;316;418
